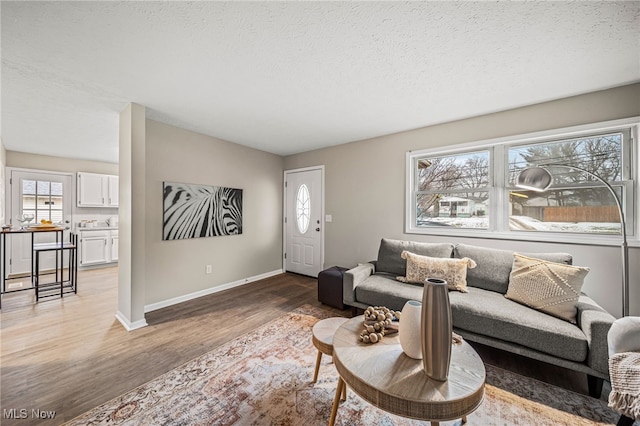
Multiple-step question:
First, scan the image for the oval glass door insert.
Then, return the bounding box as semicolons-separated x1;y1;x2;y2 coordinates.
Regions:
296;184;310;234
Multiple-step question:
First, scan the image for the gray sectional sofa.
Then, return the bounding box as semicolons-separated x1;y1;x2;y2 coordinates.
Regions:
343;238;616;397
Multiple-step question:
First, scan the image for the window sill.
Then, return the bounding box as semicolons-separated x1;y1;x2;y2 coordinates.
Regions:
405;226;640;248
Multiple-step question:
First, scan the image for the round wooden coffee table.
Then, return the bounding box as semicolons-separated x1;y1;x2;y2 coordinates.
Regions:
330;315;485;426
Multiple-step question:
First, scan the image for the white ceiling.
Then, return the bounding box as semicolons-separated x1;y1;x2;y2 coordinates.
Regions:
2;1;639;163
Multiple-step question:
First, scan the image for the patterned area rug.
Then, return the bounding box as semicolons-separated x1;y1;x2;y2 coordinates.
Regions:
65;304;620;425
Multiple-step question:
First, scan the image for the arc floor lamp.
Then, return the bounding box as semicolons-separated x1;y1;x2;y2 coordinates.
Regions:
516;164;629;317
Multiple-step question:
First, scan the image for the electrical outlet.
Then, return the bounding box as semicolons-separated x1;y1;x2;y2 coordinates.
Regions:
206;265;212;274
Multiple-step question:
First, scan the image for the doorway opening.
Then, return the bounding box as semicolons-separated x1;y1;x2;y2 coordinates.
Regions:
3;169;73;293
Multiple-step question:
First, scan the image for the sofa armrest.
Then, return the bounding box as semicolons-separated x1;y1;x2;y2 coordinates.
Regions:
343;263;374;306
577;295;616;376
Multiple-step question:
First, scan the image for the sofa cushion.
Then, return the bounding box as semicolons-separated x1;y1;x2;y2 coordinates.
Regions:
396;250;477;292
355;272;424;311
505;254;589;324
377;238;454;276
454;244;573;294
450;287;588;362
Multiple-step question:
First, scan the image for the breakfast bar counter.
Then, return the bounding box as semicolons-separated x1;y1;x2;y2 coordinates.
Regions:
0;226;76;304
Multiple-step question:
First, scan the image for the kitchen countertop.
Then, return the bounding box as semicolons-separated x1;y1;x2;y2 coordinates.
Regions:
75;226;118;231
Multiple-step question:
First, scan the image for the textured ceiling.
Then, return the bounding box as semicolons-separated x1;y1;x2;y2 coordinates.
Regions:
1;1;639;163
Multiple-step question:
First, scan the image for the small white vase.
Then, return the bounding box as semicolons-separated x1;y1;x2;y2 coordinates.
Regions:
399;300;423;359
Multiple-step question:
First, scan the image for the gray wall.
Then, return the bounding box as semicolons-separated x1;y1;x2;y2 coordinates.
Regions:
0;138;5;225
6;151;118;174
144;119;284;305
284;83;640;317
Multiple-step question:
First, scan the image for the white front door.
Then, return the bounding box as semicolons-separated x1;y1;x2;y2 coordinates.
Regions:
9;170;73;275
284;167;323;277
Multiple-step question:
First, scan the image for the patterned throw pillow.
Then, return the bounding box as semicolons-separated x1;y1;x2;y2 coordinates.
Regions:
396;251;477;293
505;254;589;324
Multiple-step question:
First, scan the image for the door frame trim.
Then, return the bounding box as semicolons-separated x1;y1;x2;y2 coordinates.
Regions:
6;167;75;227
283;165;325;275
6;167;75;275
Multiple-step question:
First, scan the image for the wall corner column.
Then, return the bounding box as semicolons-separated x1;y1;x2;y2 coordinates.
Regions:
117;103;147;330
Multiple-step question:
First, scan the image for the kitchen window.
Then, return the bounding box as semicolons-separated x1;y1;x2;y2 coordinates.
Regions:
22;179;64;223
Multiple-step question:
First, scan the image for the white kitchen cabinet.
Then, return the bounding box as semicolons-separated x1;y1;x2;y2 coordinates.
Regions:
79;229;118;267
77;173;105;207
107;175;119;207
79;230;109;265
110;230;118;262
77;172;119;208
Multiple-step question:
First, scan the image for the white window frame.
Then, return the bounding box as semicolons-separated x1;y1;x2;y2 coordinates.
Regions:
406;117;639;247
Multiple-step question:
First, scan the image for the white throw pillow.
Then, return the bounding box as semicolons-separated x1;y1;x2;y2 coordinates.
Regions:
396;250;476;293
505;253;589;323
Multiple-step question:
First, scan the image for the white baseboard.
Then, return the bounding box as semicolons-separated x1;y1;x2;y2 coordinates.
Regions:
79;262;118;271
115;311;149;331
143;269;284;313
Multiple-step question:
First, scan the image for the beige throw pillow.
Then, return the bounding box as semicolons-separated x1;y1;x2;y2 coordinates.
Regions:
396;251;477;293
505;253;589;323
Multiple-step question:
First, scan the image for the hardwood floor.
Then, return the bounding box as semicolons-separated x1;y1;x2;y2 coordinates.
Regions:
0;267;605;425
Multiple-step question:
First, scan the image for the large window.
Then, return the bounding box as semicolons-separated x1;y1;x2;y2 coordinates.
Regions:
508;132;627;235
415;150;490;229
407;119;637;241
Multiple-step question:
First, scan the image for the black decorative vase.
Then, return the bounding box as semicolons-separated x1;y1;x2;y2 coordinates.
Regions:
421;277;452;381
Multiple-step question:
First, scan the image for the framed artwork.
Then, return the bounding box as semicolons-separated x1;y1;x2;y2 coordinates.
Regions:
162;181;243;240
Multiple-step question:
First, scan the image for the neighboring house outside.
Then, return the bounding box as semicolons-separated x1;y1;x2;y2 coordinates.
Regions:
437;196;484;218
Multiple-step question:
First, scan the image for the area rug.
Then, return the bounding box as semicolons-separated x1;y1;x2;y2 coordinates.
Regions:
65;304;620;425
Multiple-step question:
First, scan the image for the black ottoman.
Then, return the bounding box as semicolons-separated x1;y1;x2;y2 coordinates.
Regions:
318;266;348;310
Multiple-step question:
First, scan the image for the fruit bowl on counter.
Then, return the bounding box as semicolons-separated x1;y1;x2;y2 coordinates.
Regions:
29;223;59;229
28;220;62;229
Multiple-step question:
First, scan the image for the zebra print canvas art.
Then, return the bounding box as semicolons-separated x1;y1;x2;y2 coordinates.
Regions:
163;182;243;240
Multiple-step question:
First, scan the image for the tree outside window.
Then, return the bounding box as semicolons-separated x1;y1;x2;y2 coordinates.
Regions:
508;133;624;234
415;151;490;229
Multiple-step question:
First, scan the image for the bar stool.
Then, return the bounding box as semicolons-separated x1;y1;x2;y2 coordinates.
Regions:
33;233;78;301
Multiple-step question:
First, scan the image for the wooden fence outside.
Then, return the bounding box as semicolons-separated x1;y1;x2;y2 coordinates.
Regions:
542;205;619;223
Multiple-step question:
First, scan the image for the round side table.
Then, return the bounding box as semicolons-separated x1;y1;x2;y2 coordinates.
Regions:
311;317;349;383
